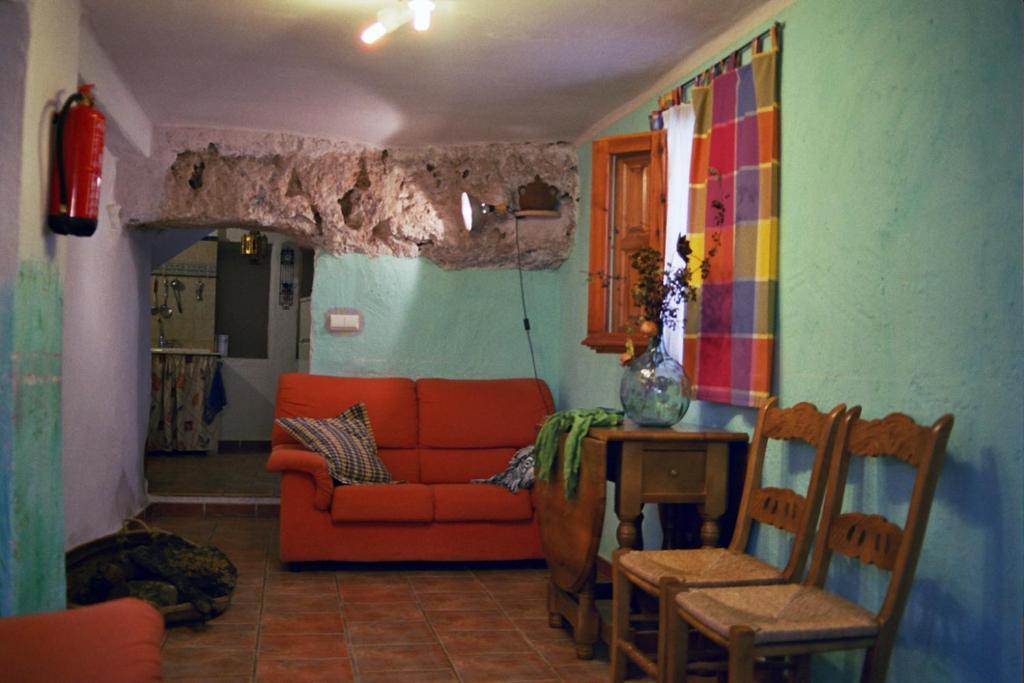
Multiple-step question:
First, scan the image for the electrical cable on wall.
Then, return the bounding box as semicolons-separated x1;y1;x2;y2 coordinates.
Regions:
513;216;555;414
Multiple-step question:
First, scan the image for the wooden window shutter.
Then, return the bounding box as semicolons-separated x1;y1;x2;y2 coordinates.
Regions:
582;130;667;353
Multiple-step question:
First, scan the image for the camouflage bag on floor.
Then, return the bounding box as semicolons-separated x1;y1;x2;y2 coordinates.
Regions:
67;521;237;622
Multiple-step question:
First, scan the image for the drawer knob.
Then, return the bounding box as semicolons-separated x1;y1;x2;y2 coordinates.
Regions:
669;468;679;477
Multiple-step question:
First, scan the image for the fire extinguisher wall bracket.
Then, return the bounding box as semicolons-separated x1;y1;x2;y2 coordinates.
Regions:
47;84;105;237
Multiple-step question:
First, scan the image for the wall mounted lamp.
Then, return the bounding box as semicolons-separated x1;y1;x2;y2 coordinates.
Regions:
460;192;509;231
460;177;560;231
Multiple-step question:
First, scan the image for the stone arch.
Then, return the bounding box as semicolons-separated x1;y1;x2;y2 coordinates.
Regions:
122;129;579;271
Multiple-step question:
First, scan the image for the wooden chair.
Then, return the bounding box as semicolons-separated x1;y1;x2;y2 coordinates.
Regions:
610;398;846;682
662;407;954;683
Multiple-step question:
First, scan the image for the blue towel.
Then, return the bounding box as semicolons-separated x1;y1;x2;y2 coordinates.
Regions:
203;361;227;424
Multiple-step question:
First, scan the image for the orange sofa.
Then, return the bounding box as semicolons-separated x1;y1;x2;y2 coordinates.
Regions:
0;598;164;682
267;374;553;563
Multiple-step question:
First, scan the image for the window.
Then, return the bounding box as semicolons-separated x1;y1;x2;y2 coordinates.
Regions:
582;130;667;353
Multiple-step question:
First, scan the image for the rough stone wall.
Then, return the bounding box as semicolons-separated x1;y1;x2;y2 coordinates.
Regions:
119;128;579;270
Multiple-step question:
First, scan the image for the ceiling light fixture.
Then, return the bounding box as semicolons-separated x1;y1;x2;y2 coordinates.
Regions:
240;229;269;262
409;0;435;31
360;1;435;45
361;22;388;44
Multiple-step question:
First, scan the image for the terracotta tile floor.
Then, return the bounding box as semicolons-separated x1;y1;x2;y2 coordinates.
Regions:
151;513;637;682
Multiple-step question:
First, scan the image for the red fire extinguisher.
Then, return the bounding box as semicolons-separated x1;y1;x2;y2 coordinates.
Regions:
47;84;105;236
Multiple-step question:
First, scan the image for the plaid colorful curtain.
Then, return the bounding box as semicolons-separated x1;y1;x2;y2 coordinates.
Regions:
683;37;779;407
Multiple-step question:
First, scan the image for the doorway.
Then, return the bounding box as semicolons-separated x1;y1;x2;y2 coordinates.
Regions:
144;228;314;497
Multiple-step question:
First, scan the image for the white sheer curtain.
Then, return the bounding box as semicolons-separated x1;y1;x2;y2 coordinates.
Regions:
661;103;695;364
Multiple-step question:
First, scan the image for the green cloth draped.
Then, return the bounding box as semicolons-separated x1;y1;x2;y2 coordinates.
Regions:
535;408;623;498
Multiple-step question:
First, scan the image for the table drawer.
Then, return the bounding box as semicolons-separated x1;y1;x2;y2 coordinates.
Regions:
641;447;706;497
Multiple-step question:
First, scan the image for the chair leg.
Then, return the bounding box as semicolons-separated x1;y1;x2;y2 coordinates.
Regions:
860;643;893;683
610;549;631;683
657;577;685;682
661;588;689;683
727;625;756;683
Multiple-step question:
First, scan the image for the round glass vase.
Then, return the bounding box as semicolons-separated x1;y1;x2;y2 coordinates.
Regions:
619;336;691;427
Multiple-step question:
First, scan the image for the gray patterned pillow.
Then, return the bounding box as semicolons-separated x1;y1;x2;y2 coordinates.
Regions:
275;403;390;485
471;445;535;493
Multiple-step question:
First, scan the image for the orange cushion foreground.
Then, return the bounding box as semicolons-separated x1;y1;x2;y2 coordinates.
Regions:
0;598;164;682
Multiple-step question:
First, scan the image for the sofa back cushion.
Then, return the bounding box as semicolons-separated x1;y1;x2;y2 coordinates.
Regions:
416;378;552;449
378;449;421;483
272;374;418;449
420;447;516;484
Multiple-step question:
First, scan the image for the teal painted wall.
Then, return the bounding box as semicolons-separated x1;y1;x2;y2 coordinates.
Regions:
311;253;560;388
10;262;66;614
0;0;69;616
0;280;13;615
0;262;66;615
558;0;1023;681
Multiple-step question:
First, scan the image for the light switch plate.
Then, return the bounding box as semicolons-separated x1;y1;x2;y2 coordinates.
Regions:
324;307;362;335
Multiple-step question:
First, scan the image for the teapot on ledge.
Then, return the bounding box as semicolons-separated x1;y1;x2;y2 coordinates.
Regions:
517;175;559;211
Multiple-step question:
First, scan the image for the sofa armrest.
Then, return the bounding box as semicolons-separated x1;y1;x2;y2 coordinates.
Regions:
0;598;163;683
267;447;333;511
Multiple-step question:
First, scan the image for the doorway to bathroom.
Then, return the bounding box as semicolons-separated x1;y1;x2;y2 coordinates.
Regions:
144;228;315;498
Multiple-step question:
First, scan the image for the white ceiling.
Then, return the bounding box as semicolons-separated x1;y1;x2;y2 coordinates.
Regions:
81;0;771;146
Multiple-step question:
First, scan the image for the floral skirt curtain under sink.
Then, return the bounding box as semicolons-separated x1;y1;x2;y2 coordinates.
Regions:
147;354;225;453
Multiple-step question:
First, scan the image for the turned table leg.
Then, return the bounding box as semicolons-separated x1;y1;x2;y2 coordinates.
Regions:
700;442;729;548
615;442;645;550
573;581;598;659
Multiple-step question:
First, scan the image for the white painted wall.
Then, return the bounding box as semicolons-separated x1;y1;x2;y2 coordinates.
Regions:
0;2;27;281
60;11;156;548
78;22;152;158
218;231;300;441
61;149;151;548
17;0;77;264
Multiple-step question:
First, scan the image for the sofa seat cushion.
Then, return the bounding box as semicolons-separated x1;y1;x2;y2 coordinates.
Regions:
432;483;533;522
331;483;433;523
417;378;552;448
420;448;516;484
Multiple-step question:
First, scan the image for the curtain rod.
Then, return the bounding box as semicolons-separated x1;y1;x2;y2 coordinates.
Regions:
653;22;781;115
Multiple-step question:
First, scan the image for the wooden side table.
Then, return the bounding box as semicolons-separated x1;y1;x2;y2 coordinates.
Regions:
536;423;748;659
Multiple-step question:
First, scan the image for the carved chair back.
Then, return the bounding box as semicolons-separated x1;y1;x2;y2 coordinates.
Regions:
804;407;954;641
728;397;846;582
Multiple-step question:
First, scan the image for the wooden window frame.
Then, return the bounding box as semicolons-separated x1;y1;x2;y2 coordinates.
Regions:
582;130;667;353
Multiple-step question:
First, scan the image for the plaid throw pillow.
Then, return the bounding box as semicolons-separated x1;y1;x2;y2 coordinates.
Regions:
275;403;390;485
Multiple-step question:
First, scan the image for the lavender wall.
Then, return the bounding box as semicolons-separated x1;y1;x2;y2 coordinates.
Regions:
61;149;151;548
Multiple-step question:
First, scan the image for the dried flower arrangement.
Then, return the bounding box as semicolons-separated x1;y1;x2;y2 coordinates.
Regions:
620;232;718;365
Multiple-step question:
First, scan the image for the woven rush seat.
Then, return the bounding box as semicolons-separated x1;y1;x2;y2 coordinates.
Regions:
676;583;878;645
620;548;784;588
